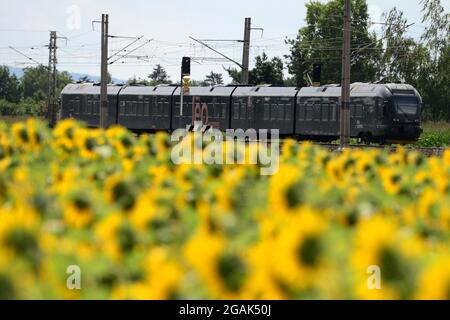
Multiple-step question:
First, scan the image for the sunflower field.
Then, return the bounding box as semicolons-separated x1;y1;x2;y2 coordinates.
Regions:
0;118;449;300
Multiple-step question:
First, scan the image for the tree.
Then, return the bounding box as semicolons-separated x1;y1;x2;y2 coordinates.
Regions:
285;0;382;87
378;7;431;84
204;71;224;86
0;66;21;103
419;0;450;120
21;65;73;101
225;52;284;85
252;53;284;85
148;64;171;85
127;75;150;86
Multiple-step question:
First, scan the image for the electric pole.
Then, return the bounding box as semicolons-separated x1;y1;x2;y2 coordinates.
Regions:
47;31;57;127
340;0;351;148
100;13;109;128
241;17;251;85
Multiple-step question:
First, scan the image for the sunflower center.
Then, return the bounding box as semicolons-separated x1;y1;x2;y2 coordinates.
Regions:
379;246;404;283
297;236;321;267
117;224;136;252
217;253;247;292
285;183;303;209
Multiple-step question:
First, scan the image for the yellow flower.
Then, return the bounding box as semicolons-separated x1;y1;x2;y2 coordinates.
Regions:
416;255;450;299
268;163;303;214
271;208;328;291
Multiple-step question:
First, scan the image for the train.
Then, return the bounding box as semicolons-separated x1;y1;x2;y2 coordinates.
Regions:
60;82;423;144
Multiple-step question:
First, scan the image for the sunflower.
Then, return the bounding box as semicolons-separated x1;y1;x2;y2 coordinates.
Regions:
74;128;106;160
378;167;403;195
63;191;96;229
416;255;450;299
350;216;420;299
268;163;304;214
184;228;248;298
0;205;40;269
95;212;138;261
271;208;328;293
112;247;183;299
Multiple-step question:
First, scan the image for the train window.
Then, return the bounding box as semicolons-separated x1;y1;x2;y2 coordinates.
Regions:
271;104;277;120
164;101;170;117
93;100;99;115
305;103;313;121
298;102;305;120
87;99;93;115
137;101;143;116
157;101;162;116
119;101;125;115
264;103;270;120
330;103;337;121
313;103;321;121
144;100;150;116
240;102;246;120
321;103;329;121
223;103;227;119
73;100;78;114
211;104;217;118
174;101;180;117
356;103;363;118
233;103;239;120
278;103;284;120
285;105;291;120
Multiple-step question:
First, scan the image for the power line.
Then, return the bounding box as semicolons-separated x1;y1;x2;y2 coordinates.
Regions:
8;46;43;65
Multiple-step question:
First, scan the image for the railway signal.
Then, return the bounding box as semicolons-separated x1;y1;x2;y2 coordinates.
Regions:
180;57;191;116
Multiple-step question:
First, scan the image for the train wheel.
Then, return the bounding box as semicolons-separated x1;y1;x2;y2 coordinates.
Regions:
359;132;372;145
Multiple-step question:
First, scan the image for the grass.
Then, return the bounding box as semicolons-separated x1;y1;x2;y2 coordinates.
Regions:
414;122;450;147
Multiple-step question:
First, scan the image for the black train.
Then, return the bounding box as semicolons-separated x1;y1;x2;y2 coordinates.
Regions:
60;82;422;144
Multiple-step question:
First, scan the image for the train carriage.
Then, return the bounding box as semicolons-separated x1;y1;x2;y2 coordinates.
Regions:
171;86;236;131
117;85;176;131
232;86;298;135
60;83;121;127
296;86;341;141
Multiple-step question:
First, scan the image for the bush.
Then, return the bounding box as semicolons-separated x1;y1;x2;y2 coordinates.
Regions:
415;122;450;147
0;98;44;116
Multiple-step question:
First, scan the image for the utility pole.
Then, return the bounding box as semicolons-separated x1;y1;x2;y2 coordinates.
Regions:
47;31;57;127
241;17;251;85
340;0;351;148
190;17;262;85
100;13;109;128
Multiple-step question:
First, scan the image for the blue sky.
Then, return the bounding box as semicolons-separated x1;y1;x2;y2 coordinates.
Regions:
0;0;447;83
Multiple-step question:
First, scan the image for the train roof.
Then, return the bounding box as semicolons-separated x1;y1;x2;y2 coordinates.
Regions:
119;85;178;96
173;86;236;96
297;83;417;98
233;86;299;97
61;83;123;95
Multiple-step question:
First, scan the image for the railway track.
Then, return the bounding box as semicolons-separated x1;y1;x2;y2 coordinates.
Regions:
316;143;447;157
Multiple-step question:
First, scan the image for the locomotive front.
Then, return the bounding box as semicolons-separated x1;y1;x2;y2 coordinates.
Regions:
380;84;422;144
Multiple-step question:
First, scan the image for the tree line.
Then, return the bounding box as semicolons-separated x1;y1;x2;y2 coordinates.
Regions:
0;0;448;121
0;65;72;116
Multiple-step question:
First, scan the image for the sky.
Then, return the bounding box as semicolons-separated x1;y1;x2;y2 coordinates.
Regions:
0;0;448;83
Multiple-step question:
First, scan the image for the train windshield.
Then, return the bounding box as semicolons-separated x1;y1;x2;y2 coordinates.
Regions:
394;96;419;116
